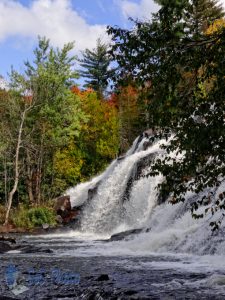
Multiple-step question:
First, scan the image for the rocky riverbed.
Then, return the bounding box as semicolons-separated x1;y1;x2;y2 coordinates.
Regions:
0;234;225;299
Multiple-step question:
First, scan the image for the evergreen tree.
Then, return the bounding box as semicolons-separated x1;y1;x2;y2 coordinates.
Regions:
186;0;224;36
78;39;112;97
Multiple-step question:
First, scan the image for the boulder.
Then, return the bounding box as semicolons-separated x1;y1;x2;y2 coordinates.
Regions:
108;228;144;241
54;195;81;225
54;195;71;214
42;223;49;230
62;210;79;224
0;241;12;253
0;236;16;244
97;274;109;281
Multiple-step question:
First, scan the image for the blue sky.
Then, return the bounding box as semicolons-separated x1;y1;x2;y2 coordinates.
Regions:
0;0;160;78
1;0;225;79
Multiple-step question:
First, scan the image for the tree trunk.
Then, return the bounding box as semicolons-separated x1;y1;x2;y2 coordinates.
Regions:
37;134;44;204
26;150;34;205
4;109;27;226
4;156;8;206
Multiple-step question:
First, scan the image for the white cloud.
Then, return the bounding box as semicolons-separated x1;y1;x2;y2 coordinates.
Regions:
0;0;107;52
119;0;225;22
221;0;225;10
119;0;159;20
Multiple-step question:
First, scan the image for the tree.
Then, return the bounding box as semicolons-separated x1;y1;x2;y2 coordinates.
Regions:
185;0;224;36
78;39;113;97
108;0;225;229
0;75;36;225
205;17;225;34
22;37;86;204
109;84;147;153
0;37;87;221
4;96;33;225
70;87;119;177
52;87;120;191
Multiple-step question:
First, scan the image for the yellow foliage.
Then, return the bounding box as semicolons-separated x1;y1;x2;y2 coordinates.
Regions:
205;18;225;35
54;144;84;184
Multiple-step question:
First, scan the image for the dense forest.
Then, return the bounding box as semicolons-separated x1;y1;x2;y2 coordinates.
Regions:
0;0;225;230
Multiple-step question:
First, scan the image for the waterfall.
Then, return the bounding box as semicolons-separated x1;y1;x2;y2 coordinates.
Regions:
66;133;225;255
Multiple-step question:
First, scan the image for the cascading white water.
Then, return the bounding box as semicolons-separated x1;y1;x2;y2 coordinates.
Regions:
67;136;165;235
66;134;225;256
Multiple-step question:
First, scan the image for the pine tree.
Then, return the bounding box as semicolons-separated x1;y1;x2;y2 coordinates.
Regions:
78;39;112;97
186;0;224;36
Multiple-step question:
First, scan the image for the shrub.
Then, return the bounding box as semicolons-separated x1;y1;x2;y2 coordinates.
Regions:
13;206;56;229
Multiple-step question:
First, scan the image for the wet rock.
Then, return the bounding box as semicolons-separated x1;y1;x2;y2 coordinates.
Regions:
0;296;19;300
55;195;71;214
108;228;144;241
144;128;158;137
97;274;109;281
88;185;99;202
132;134;144;153
0;241;12;253
122;152;156;202
75;181;102;222
142;140;152;150
0;235;16;244
124;290;138;296
56;215;63;224
15;244;53;254
54;195;81;225
42;223;49;230
62;210;79;224
117;155;126;161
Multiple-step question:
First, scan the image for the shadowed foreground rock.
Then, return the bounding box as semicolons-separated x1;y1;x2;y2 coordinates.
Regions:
0;241;12;253
0;237;53;254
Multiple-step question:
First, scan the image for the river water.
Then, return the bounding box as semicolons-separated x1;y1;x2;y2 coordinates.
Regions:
1;231;225;299
1;134;225;299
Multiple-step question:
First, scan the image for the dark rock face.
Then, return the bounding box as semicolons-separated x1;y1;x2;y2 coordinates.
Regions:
87;184;99;202
144;128;158;137
74;181;102;223
122;153;156;203
132;134;144;154
131;128;158;154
